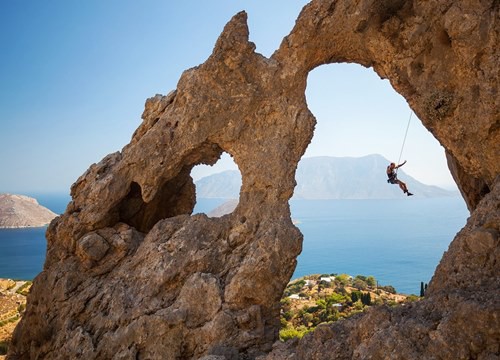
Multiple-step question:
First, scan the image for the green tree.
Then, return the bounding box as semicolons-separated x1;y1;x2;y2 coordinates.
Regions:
350;291;361;303
366;276;376;287
355;275;367;282
353;278;368;290
327;292;346;304
336;274;350;285
420;282;425;297
361;292;371;306
316;299;327;310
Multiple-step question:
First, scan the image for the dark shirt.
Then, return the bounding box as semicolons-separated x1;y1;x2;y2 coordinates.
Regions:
387;167;397;181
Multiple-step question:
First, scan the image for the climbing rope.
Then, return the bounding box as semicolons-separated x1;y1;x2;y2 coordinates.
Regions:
396;111;413;174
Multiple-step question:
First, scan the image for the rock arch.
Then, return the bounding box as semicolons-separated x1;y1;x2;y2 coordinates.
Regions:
9;1;498;359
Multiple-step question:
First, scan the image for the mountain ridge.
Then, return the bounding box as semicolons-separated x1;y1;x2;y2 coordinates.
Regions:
195;154;458;199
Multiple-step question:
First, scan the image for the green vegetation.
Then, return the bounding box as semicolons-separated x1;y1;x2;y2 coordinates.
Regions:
0;314;19;327
279;326;311;341
0;340;8;355
279;273;415;341
16;281;32;296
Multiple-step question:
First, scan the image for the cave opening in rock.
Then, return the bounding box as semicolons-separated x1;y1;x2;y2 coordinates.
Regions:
289;63;469;296
191;151;242;217
117;166;197;233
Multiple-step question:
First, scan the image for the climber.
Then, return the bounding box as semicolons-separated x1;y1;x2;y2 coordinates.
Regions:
387;161;413;196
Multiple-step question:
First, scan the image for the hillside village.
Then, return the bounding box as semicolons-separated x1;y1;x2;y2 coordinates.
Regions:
0;279;30;357
279;274;415;340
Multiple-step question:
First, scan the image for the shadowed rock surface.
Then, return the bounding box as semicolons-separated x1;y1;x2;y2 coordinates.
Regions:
0;194;57;228
8;0;499;359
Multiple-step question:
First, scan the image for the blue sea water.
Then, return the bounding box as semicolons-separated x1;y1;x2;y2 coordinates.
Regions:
0;195;468;295
290;197;469;294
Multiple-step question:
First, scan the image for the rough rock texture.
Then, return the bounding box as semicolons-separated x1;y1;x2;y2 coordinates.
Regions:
9;0;499;359
0;194;57;228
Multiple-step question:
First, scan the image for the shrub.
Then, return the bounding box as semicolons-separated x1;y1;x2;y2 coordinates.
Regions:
380;285;396;294
284;280;306;296
327;292;346;304
279;326;310;341
353;278;368;290
336;274;350;285
0;340;8;355
16;281;32;296
405;295;420;303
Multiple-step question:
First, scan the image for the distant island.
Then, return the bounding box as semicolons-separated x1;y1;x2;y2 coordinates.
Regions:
195;154;458;200
0;194;57;229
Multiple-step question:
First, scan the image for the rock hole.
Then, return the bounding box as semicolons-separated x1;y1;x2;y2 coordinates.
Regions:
117;166;196;233
191;152;242;217
437;28;452;47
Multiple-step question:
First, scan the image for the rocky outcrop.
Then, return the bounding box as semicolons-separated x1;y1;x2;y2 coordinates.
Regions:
0;194;57;228
9;0;499;359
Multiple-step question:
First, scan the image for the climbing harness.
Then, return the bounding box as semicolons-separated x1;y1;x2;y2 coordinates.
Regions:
395;111;413;174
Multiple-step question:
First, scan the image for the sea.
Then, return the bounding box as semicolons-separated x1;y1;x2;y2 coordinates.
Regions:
0;194;469;295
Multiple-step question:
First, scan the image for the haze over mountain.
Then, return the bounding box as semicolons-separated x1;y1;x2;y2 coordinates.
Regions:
195;154;458;199
0;194;57;228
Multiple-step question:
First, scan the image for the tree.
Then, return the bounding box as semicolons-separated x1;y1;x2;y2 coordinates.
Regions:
353;278;368;290
350;291;361;303
355;275;367;282
361;292;371;306
336;274;350;285
366;276;376;287
420;282;425;297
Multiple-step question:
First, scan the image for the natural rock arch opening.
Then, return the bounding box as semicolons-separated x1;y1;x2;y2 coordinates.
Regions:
191;151;242;217
302;63;456;191
289;62;468;293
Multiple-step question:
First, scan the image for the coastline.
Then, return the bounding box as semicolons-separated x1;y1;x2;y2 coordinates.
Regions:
0;225;49;229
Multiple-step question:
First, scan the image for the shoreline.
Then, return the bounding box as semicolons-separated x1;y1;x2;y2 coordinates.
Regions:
0;225;49;229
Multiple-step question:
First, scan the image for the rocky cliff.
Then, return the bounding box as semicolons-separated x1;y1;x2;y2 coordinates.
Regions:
9;0;499;359
0;194;57;228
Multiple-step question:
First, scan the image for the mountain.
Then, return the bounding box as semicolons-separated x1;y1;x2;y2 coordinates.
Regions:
195;170;243;199
0;194;58;228
195;154;458;199
207;199;239;217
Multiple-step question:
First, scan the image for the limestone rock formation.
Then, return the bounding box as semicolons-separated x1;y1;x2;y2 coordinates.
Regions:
0;194;57;228
8;0;499;359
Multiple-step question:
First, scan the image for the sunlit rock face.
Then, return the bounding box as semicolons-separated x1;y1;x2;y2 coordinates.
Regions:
9;0;498;359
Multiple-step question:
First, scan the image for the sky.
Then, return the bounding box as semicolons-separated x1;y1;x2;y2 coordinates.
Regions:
0;1;457;196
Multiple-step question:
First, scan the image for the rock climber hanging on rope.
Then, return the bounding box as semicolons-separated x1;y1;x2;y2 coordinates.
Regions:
387;110;414;196
387;161;413;196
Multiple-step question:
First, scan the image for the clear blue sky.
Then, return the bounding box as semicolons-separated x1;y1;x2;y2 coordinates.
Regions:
0;1;456;195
